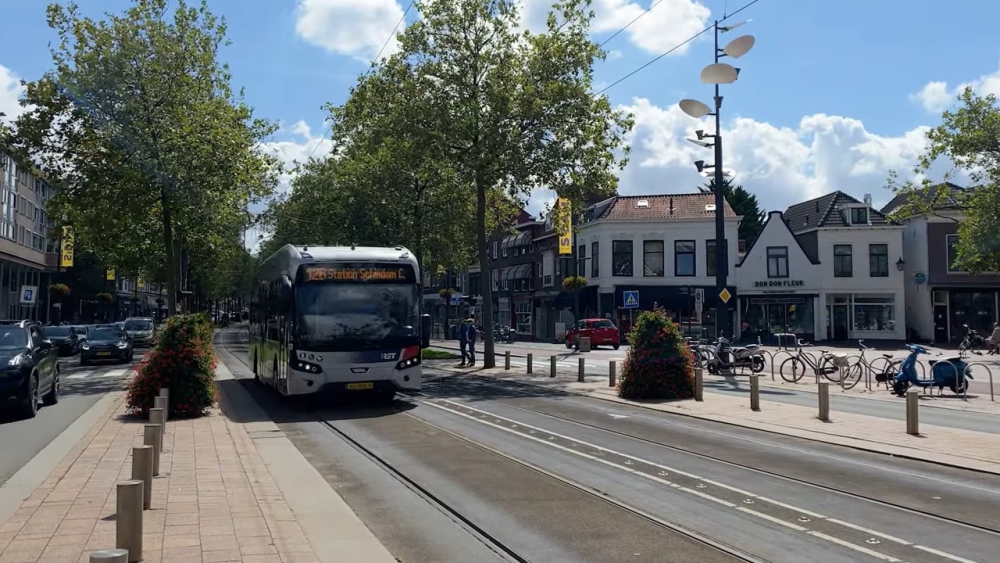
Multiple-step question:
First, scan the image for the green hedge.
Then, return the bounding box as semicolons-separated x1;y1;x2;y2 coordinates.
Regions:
126;313;217;417
618;309;695;401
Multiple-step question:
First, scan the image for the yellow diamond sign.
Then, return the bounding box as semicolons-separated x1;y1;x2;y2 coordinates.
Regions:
719;288;732;303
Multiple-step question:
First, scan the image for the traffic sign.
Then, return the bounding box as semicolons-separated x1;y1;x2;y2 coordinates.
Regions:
913;272;927;285
718;288;732;304
623;290;639;309
20;285;37;305
695;288;704;303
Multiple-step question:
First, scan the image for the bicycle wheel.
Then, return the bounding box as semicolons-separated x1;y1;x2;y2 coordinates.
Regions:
820;356;842;383
779;357;807;383
841;361;863;389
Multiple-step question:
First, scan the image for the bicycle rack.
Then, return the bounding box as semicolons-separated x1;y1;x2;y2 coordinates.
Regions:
910;359;960;399
769;350;795;383
756;349;776;381
963;362;995;402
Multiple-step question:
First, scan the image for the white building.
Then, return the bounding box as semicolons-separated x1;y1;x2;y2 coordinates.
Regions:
573;193;741;337
736;192;906;343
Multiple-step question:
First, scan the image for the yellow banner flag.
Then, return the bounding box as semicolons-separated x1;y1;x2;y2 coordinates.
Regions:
106;269;116;281
555;198;573;255
60;226;74;268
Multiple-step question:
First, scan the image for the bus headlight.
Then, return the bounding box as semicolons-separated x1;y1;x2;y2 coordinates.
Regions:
292;360;323;374
396;356;421;370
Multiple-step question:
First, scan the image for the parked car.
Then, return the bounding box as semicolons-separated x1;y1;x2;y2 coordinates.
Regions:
81;325;134;365
123;317;155;347
43;325;82;356
0;320;60;419
565;318;622;350
72;325;91;348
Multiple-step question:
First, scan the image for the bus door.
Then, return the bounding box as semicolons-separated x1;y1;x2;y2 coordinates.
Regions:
276;315;290;394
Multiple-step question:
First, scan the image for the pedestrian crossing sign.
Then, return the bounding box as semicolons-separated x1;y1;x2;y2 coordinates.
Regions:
623;290;639;309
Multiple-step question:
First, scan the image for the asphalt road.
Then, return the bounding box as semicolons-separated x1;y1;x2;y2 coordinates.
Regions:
0;353;141;486
217;329;1000;563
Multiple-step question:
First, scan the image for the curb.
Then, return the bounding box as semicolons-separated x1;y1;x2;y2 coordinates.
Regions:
428;365;1000;477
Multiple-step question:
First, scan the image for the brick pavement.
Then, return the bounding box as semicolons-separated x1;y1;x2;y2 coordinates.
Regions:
428;362;1000;475
0;395;321;563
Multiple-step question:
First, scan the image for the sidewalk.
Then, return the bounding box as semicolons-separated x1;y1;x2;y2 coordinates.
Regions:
0;369;395;562
426;361;1000;476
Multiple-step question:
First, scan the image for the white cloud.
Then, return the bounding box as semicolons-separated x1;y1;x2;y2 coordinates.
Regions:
912;60;1000;114
259;119;334;192
520;0;710;56
0;63;26;126
295;0;405;62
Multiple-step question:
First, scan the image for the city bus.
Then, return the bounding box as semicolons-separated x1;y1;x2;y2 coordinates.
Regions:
248;244;430;400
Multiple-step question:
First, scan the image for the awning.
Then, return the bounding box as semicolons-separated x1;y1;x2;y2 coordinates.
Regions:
500;234;517;251
500;231;533;250
502;263;533;281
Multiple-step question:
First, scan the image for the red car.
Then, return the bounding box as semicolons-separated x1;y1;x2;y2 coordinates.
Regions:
565;318;621;350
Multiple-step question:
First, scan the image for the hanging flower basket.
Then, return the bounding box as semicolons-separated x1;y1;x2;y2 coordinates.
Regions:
562;275;588;292
97;292;115;303
438;288;454;299
49;283;70;297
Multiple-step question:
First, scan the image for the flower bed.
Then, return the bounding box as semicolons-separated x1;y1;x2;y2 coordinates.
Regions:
126;313;217;417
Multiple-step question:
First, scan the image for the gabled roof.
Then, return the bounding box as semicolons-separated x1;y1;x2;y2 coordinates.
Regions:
738;211;820;267
584;193;737;222
783;191;896;234
880;182;968;216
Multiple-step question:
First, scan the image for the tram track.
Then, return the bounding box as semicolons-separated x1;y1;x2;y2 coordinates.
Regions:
214;329;762;562
431;374;1000;539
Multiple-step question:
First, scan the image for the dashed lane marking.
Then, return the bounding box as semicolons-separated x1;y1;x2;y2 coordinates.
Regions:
64;370;94;380
423;398;978;563
100;368;130;378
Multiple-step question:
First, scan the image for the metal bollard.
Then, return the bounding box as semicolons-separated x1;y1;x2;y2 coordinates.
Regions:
550;356;556;378
609;361;617;387
158;388;169;420
116;480;144;562
131;446;154;510
154;396;168;423
527;353;533;374
906;388;920;435
505;350;510;370
149;408;165;453
89;549;128;563
694;368;704;402
750;375;760;411
143;424;161;477
578;358;585;382
818;382;830;422
158;387;169;401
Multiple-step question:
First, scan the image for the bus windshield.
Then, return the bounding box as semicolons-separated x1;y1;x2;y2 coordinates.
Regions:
294;283;420;351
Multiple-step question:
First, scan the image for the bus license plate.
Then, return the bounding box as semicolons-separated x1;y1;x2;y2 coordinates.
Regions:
346;382;374;390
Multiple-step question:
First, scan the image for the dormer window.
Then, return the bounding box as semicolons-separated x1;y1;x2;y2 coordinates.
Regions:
636;199;649;208
850;207;868;225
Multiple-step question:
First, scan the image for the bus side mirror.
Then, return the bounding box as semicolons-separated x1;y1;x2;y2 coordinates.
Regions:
420;314;431;349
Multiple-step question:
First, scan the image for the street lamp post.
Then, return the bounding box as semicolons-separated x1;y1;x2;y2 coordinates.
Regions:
679;20;755;339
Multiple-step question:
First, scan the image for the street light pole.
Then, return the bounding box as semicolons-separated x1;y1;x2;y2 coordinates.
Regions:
679;19;755;340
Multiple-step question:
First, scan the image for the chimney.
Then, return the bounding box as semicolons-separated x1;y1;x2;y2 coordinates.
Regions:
864;193;872;205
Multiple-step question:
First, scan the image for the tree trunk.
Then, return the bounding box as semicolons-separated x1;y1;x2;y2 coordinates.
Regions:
475;174;495;368
159;188;179;317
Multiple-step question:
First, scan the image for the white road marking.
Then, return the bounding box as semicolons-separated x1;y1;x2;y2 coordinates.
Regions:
64;370;93;380
608;414;629;419
913;545;979;563
807;531;902;562
427;398;974;563
100;368;129;378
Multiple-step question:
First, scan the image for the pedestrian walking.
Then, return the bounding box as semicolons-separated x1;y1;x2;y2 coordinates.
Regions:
989;321;1000;355
458;319;470;366
467;316;478;366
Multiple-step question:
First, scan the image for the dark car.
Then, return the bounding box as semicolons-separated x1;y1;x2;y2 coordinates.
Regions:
43;325;81;356
0;321;60;419
81;326;134;365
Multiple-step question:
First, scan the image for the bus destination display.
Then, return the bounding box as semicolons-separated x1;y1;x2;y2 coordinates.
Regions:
301;264;416;283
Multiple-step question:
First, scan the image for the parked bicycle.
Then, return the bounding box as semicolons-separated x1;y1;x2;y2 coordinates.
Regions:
779;340;848;383
841;340;900;390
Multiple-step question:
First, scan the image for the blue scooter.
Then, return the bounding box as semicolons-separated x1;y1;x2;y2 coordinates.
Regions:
892;344;973;396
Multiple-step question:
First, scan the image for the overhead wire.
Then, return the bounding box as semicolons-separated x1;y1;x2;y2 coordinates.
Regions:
596;0;762;96
302;0;417;163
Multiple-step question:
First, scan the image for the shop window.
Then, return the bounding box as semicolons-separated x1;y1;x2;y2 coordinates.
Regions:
852;296;895;332
868;244;888;277
706;240;717;277
612;240;633;277
946;235;965;273
591;241;599;278
834;244;853;277
515;302;532;334
674;240;695;277
643;240;664;277
766;246;788;278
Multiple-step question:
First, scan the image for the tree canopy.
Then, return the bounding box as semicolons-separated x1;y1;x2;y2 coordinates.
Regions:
888;87;1000;272
7;0;279;313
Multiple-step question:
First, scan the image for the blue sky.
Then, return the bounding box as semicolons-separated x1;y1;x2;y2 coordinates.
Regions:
2;0;999;234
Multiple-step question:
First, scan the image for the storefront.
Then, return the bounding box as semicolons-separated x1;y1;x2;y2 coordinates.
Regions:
611;284;733;339
928;288;999;344
823;293;901;341
736;279;819;344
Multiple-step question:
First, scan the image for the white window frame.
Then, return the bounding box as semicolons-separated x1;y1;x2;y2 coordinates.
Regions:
515;302;532;334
